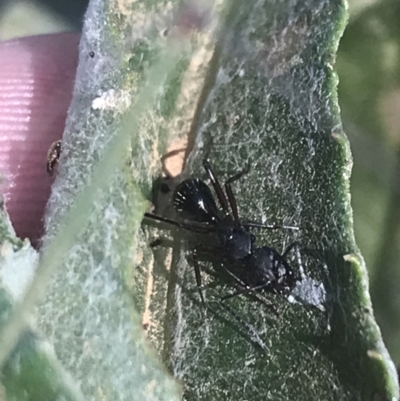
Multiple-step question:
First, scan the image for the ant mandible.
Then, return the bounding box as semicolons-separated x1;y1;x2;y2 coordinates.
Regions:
144;158;302;309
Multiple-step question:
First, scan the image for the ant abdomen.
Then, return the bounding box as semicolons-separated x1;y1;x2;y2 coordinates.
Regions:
173;178;220;225
244;247;296;295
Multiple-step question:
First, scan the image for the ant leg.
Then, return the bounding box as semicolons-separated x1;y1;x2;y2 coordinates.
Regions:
160;147;186;177
202;159;230;216
192;249;206;307
221;283;271;301
222;264;248;287
207;159;296;230
144;212;184;228
245;221;299;231
224;164;250;222
221;266;278;314
282;241;300;259
220;300;269;353
144;212;215;234
282;241;305;279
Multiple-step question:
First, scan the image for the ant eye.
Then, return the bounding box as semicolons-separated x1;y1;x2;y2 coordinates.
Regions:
160;183;170;194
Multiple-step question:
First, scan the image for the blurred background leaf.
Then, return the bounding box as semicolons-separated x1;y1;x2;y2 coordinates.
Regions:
337;0;400;364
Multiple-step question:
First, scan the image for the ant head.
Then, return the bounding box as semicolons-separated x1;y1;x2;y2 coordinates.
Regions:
173;178;220;224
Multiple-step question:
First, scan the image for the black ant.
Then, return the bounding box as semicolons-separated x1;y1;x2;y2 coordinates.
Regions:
47;140;62;176
144;158;302;351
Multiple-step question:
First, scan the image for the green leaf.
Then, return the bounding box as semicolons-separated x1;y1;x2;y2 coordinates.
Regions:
141;1;399;400
0;0;397;400
337;1;400;365
3;329;85;401
0;0;187;399
0;215;84;400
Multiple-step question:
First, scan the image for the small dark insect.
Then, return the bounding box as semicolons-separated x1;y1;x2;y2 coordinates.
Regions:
144;158;302;351
47;140;62;176
89;51;95;58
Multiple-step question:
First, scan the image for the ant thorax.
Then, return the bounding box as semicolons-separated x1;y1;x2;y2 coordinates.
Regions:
217;222;255;262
